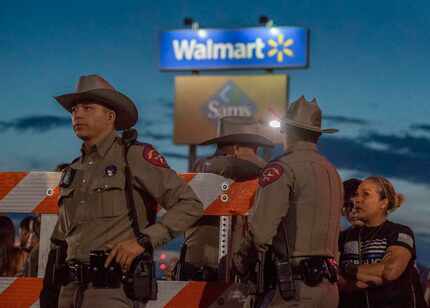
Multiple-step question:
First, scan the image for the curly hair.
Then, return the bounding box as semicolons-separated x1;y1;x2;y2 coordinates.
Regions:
366;176;405;213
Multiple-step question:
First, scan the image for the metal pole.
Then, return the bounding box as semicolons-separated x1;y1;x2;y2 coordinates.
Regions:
187;69;200;171
218;215;233;282
188;144;197;171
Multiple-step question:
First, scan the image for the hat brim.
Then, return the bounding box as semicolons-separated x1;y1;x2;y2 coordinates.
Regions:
54;89;138;130
284;119;338;134
200;133;274;147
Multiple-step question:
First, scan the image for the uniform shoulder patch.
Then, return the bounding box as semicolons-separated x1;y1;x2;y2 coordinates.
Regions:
259;163;284;187
142;144;169;168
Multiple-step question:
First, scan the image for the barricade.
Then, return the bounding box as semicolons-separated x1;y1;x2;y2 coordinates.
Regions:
0;172;258;307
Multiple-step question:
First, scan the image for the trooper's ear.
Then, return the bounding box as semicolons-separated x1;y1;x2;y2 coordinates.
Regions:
107;110;116;123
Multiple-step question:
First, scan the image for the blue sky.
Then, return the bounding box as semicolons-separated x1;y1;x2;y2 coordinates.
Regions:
1;0;430;264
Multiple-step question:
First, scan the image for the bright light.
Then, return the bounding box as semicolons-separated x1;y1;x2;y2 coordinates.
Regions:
270;27;280;35
160;253;167;260
159;263;167;271
269;120;281;128
197;29;207;38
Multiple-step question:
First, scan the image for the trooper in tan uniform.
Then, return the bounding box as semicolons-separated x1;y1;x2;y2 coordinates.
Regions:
178;116;274;281
49;74;203;308
234;96;343;308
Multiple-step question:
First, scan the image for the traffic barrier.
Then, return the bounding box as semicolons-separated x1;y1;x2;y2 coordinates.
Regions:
0;172;258;307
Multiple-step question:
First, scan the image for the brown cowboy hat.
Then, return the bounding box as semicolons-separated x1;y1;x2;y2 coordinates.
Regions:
283;96;338;134
54;74;138;130
200;116;275;147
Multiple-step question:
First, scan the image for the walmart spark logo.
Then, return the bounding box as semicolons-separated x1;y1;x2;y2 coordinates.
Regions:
160;27;307;70
267;35;294;62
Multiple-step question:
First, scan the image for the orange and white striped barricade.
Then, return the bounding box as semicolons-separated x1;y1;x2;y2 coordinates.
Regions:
0;172;258;308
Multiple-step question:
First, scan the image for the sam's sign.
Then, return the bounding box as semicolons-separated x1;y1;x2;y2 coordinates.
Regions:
174;75;287;145
160;27;308;70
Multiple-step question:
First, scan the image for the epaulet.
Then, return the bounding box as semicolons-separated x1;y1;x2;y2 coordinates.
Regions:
131;141;170;168
66;156;81;169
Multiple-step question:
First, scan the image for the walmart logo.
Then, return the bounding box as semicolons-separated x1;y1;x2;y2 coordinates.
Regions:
267;35;294;62
160;27;307;70
172;35;295;63
172;38;267;61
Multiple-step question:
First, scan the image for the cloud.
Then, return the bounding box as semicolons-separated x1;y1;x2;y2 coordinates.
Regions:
410;123;430;133
0;155;55;171
319;134;430;184
0;115;70;133
325;115;369;126
359;132;430;158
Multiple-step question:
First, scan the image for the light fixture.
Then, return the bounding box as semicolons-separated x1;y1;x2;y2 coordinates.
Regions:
183;17;199;30
183;17;193;26
197;29;207;38
259;15;274;28
270;27;280;35
269;120;281;128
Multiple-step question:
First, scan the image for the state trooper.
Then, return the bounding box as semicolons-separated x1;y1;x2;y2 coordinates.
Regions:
44;74;204;308
234;96;343;307
176;116;275;282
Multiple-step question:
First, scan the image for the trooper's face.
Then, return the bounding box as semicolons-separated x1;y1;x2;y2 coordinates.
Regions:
71;101;115;141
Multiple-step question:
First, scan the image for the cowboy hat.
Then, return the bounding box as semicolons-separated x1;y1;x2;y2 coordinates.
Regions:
54;74;138;130
283;96;338;134
200;116;274;147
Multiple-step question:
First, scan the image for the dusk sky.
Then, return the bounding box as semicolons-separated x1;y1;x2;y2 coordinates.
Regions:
1;1;429;264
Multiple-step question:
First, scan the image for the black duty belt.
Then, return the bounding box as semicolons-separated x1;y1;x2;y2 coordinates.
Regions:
178;262;218;281
290;256;338;285
66;261;122;288
66;262;91;284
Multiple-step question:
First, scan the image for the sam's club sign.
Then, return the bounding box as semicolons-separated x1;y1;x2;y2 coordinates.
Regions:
160;27;308;70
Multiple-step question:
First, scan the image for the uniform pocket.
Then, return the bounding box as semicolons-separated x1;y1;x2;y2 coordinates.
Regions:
91;175;127;218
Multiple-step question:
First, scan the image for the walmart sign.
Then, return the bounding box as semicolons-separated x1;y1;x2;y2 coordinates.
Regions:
160;27;308;70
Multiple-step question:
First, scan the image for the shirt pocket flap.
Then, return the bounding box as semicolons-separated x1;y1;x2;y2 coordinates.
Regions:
90;174;127;218
91;174;126;192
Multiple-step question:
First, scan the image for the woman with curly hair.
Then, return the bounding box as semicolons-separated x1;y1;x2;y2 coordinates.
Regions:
338;176;427;308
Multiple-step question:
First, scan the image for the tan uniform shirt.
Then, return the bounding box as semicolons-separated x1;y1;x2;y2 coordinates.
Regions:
185;154;266;268
52;131;203;262
249;141;343;258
